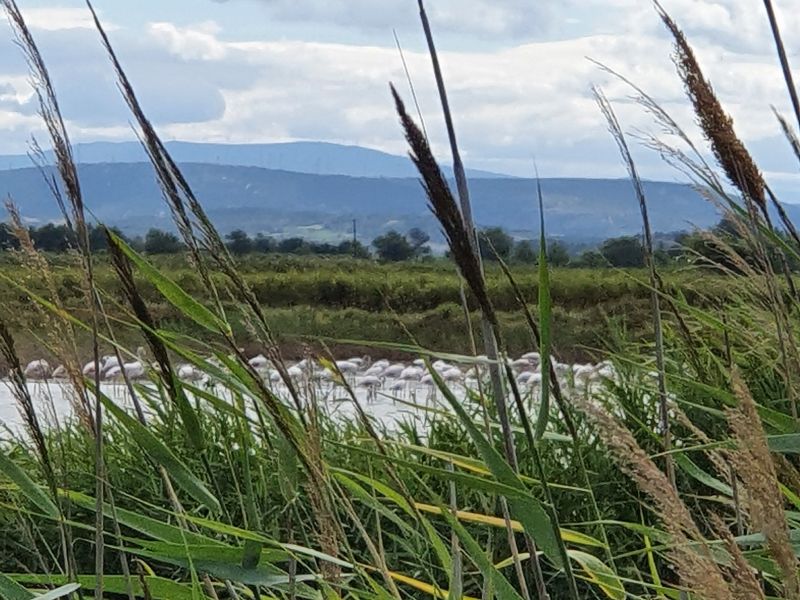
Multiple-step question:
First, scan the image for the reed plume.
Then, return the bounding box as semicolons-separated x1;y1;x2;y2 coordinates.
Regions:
728;372;799;599
578;397;733;599
657;4;765;212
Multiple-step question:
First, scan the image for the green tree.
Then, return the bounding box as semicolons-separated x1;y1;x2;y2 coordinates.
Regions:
338;239;370;258
599;236;645;267
253;233;274;253
576;250;606;268
87;224;126;252
548;240;571;267
407;227;431;258
226;229;253;255
513;239;537;263
31;223;72;252
277;237;308;254
479;227;513;261
372;230;415;262
144;228;183;254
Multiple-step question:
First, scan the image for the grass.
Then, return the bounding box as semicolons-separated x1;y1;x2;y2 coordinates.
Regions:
0;252;732;363
0;0;800;599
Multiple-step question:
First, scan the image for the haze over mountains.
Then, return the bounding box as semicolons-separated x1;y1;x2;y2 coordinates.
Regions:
0;140;749;243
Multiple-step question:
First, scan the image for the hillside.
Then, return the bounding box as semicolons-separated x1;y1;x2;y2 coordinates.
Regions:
0;161;739;242
0;141;505;180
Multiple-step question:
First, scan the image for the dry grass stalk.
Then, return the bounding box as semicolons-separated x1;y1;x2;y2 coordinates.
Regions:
578;397;733;599
775;110;800;165
2;2;107;590
763;0;800;135
728;372;800;598
594;86;674;488
86;1;314;451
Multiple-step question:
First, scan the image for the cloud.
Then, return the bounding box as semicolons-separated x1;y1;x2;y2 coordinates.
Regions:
0;0;798;201
148;21;227;61
219;0;555;39
17;7;117;31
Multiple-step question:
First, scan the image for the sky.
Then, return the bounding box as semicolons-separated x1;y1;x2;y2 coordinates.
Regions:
1;0;800;200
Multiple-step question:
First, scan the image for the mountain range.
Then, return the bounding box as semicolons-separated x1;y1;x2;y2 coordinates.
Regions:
0;141;505;180
0;140;761;243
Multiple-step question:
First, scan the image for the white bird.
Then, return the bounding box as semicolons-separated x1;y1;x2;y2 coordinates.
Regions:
554;363;570;377
432;360;450;372
287;365;304;379
388;379;407;395
521;352;541;362
347;357;367;368
123;361;146;380
510;358;533;370
104;365;122;380
412;358;425;367
420;373;435;386
517;371;535;385
372;359;390;370
336;360;359;375
400;366;423;381
364;365;385;377
359;375;382;387
443;367;464;382
24;359;51;380
358;375;382;399
248;354;269;370
595;361;616;380
382;364;405;378
178;364;203;382
52;365;68;380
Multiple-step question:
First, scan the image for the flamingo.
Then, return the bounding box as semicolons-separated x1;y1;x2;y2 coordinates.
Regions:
382;364;405;378
52;365;68;380
177;363;204;382
443;367;464;383
23;359;51;380
388;379;407;399
336;360;359;374
357;375;382;402
248;354;269;370
399;366;423;382
82;355;118;378
364;364;385;377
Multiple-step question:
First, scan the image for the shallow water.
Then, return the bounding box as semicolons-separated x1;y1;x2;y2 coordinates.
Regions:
0;377;463;436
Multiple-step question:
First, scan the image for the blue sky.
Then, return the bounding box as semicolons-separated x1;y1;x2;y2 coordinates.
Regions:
2;0;800;202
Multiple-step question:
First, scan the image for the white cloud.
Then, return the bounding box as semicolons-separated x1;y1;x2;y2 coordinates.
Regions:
19;7;117;32
148;21;227;61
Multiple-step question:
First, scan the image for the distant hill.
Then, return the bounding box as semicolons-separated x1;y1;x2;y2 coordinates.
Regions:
0;141;507;180
0;161;758;242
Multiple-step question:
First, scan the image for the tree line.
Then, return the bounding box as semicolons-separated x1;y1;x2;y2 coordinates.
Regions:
2;220;771;269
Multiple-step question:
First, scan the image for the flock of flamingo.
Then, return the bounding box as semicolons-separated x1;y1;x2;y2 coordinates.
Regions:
18;350;617;400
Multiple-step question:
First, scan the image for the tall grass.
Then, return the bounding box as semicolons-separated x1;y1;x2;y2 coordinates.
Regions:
1;2;800;600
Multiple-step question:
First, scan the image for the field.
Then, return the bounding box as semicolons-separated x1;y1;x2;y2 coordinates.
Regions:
2;253;730;364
